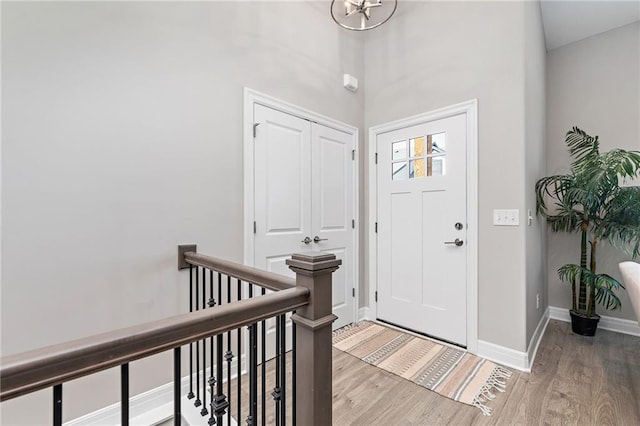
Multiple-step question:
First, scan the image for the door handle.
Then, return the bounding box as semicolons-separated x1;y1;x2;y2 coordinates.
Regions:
301;236;312;244
444;238;464;247
313;236;328;243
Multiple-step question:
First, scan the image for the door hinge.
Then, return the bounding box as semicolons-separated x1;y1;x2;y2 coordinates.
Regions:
375;222;378;233
352;288;355;298
253;123;260;138
352;149;355;160
253;221;256;234
352;219;355;229
375;152;378;164
375;291;378;302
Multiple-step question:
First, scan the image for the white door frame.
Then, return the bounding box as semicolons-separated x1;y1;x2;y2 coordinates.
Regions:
243;87;360;325
368;99;478;354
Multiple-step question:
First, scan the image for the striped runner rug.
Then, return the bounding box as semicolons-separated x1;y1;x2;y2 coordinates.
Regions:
332;321;512;416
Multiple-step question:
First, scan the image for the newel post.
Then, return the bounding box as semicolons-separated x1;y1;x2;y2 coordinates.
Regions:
287;252;341;426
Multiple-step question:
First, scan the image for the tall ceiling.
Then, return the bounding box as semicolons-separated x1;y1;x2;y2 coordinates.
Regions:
540;0;640;50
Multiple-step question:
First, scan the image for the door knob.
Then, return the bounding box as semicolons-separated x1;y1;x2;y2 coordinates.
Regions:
444;238;464;247
301;236;312;244
313;236;328;243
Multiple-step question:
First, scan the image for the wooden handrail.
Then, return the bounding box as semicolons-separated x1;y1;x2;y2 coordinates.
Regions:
0;287;309;402
184;252;296;291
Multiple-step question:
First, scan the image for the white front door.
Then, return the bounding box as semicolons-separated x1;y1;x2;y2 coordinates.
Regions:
376;113;468;346
253;103;355;330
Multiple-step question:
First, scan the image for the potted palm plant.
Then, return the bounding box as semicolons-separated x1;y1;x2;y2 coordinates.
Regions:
536;127;640;336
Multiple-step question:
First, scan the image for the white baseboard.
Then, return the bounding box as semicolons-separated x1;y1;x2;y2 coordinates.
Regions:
548;306;640;336
526;308;550;371
64;381;174;426
477;308;550;373
477;340;530;372
357;307;370;322
66;356;245;426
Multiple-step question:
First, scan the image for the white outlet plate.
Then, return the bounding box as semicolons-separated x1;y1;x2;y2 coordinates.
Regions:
493;209;519;226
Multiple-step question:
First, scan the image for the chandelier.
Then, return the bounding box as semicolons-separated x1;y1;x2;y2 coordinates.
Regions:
330;0;398;31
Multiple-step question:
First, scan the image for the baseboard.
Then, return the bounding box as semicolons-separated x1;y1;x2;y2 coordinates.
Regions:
65;355;245;426
548;306;640;336
358;307;370;322
477;309;550;373
526;307;550;371
477;340;530;372
65;381;174;426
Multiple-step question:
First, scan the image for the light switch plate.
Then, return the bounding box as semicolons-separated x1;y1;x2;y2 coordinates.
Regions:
493;209;519;226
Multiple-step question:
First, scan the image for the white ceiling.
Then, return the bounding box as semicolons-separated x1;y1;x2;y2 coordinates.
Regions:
540;0;640;50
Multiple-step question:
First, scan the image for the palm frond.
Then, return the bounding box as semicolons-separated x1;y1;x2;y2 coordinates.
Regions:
591;274;624;310
558;264;582;285
566;127;600;169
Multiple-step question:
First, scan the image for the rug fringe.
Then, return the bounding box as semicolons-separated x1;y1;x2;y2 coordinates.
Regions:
471;365;513;416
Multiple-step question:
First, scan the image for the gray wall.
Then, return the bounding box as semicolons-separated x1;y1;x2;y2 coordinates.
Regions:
524;1;547;345
363;1;531;351
546;22;640;322
1;2;363;423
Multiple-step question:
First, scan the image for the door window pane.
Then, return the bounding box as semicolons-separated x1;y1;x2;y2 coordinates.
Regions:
392;141;407;161
410;159;425;178
410;137;425;157
392;162;409;180
429;156;446;176
430;133;446;154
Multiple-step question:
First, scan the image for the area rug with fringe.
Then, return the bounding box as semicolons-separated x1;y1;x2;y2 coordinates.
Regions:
332;321;512;416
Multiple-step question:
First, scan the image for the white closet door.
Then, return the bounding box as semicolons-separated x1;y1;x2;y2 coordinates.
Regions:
253;104;355;332
311;123;354;330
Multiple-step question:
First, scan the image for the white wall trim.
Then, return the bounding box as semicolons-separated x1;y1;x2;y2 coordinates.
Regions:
65;357;245;426
526;307;550;371
548;306;640;336
358;307;370;322
243;88;360;327
477;340;530;372
367;99;479;354
478;308;549;373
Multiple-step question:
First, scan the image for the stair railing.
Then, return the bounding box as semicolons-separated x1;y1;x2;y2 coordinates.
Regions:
1;248;340;426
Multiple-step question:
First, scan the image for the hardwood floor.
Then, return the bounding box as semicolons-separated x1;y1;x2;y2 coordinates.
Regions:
332;320;640;425
214;319;640;425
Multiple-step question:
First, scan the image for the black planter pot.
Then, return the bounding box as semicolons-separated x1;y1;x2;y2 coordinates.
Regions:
570;310;601;336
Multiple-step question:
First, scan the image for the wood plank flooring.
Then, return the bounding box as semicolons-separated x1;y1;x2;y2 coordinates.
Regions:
332;320;640;425
195;320;640;425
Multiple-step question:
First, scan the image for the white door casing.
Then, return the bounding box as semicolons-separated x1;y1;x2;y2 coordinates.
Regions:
244;88;359;332
368;100;478;353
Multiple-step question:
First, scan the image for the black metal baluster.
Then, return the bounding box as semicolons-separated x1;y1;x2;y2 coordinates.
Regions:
273;311;282;426
245;283;256;426
279;314;286;426
188;265;195;400
121;363;129;426
237;279;242;423
53;384;62;426
247;321;258;426
261;287;266;426
213;275;228;425
209;271;216;308
226;275;233;426
201;268;209;416
195;267;201;408
174;347;181;426
208;271;216;426
291;312;296;426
